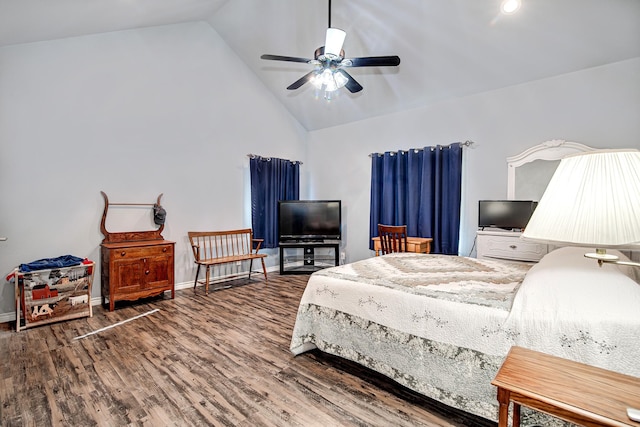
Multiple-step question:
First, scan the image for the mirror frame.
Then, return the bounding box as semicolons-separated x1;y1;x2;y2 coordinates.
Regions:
506;139;595;200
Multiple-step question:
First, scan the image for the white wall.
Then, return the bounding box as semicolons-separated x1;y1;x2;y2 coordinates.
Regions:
1;21;638;320
306;58;640;264
0;22;308;318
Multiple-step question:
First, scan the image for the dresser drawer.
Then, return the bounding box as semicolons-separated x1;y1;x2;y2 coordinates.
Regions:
477;231;548;262
109;244;173;259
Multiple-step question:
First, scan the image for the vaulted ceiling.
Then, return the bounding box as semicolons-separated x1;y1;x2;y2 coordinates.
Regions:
1;0;639;131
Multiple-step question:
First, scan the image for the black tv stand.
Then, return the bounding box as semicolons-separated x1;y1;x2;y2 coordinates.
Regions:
279;241;340;275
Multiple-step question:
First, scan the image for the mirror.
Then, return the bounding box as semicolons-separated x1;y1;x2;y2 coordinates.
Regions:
507;140;594;200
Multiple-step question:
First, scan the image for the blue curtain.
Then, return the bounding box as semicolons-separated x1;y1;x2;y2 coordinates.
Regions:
369;143;463;254
250;156;300;248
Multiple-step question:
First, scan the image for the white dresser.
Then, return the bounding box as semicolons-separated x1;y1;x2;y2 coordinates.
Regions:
476;230;548;262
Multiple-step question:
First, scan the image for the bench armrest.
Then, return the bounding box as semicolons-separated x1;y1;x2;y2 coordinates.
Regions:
252;238;264;253
191;243;201;261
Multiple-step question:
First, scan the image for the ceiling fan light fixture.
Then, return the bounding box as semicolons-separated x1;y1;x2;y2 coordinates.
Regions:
311;68;348;92
324;28;346;58
259;0;399;94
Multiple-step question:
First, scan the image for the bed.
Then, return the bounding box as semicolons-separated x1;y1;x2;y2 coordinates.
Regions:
290;247;640;426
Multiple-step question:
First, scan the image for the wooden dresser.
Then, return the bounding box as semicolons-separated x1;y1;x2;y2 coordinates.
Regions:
99;192;175;311
101;240;175;312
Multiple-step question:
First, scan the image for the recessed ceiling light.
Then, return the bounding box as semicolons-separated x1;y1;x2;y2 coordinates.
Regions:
501;0;521;14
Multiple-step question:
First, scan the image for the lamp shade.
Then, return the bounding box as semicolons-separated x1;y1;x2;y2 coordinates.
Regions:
521;149;640;247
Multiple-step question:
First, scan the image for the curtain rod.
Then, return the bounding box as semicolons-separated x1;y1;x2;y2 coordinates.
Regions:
368;140;475;157
247;154;303;164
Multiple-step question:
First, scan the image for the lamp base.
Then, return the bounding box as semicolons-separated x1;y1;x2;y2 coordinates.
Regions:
584;250;640;268
628;407;640;422
584;252;619;262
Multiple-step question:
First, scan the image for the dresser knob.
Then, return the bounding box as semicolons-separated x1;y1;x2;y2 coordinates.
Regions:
145;270;150;275
163;247;167;252
121;251;126;256
509;245;517;249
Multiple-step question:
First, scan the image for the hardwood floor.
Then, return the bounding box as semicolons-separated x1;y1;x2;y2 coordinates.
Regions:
0;273;497;427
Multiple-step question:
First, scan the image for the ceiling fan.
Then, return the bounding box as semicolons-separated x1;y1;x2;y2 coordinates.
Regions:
260;0;400;94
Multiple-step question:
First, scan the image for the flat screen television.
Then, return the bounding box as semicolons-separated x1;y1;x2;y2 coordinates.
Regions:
478;200;538;230
278;200;341;242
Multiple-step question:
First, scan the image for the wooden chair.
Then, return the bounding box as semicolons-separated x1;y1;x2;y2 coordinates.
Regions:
377;224;408;254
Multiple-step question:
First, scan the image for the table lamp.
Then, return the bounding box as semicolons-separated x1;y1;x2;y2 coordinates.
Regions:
521;148;640;422
521;149;640;268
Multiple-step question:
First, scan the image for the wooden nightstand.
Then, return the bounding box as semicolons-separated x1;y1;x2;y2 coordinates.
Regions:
492;346;640;427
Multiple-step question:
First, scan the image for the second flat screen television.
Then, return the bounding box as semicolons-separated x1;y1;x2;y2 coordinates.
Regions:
478;200;538;230
278;200;341;242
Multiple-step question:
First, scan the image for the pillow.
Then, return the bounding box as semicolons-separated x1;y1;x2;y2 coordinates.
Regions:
539;246;639;282
509;246;640;321
505;246;640;377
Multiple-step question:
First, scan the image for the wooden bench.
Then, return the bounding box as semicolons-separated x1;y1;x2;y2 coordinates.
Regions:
188;229;268;294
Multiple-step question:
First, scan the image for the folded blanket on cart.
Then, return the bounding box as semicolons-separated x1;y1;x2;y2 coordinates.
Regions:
19;255;84;272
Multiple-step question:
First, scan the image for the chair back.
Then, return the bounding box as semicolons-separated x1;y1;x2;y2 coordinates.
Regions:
378;224;408;254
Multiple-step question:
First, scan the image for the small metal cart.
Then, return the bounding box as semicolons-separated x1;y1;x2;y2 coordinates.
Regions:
14;261;94;332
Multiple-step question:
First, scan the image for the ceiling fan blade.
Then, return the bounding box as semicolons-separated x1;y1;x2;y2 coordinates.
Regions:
261;54;313;64
344;56;401;67
324;28;346;57
287;70;318;90
336;69;363;93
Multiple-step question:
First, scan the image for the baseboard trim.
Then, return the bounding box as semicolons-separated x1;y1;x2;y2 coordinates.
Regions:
1;267;279;324
0;311;15;324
